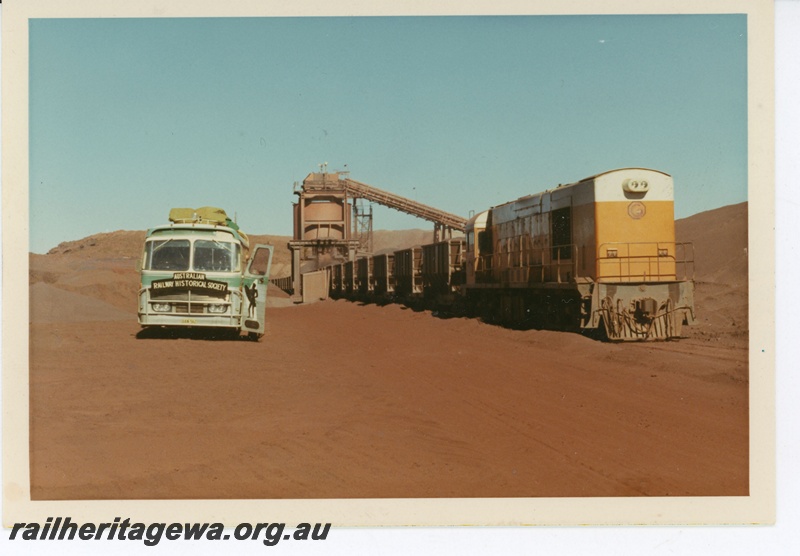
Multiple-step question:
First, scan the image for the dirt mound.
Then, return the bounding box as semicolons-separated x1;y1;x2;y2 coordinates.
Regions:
267;285;291;300
30;253;141;313
47;230;146;258
675;202;748;343
372;229;435;252
246;234;292;278
675;202;747;286
30;282;134;323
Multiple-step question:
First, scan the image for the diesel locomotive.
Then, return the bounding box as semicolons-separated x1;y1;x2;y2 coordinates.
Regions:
463;168;695;340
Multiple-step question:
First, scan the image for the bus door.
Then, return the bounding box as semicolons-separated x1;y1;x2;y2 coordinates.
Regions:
242;244;274;339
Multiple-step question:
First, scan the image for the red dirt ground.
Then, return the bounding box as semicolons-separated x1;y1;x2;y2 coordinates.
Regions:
27;203;749;499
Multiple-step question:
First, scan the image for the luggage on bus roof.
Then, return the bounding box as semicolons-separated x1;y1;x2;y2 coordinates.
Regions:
168;207;229;226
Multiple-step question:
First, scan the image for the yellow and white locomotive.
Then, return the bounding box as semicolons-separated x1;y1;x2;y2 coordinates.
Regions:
463;168;695;340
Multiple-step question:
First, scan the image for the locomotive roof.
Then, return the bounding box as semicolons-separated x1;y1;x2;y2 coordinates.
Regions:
494;167;671;208
572;167;671;184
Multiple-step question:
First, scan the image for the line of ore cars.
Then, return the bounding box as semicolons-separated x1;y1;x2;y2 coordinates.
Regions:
316;168;696;341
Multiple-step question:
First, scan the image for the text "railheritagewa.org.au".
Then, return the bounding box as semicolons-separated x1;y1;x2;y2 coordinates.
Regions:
9;517;331;546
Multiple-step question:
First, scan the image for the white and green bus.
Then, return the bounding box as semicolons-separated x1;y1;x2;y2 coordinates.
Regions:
137;207;273;340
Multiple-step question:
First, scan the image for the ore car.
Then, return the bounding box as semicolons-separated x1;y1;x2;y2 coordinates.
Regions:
373;253;396;297
393;246;424;298
421;239;466;304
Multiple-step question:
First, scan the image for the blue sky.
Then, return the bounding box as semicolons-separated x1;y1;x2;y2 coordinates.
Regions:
29;15;747;253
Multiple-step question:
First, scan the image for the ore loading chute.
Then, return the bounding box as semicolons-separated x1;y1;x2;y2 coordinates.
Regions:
287;170;467;300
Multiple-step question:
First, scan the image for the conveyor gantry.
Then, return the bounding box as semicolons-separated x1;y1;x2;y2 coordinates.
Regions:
340;177;467;232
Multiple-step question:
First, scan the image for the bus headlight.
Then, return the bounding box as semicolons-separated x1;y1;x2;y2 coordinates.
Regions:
208;304;227;314
152;303;172;312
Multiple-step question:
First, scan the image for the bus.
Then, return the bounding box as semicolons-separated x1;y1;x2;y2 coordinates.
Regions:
137;207;273;340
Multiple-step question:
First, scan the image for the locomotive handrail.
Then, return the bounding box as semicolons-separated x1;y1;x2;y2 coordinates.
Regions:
597;241;694;282
596;254;677;282
474;243;580;284
473;240;695;284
